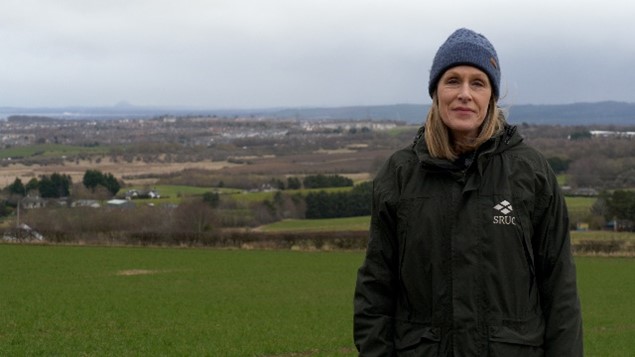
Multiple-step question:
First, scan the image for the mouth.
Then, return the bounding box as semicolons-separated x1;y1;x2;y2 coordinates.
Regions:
452;107;475;114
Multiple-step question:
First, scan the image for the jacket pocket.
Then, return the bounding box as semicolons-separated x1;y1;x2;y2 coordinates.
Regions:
394;321;440;357
488;324;544;357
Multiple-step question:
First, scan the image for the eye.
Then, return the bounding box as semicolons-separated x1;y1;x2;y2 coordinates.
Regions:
445;77;460;85
471;78;490;89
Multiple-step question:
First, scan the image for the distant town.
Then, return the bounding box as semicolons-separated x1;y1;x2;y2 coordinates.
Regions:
0;114;399;150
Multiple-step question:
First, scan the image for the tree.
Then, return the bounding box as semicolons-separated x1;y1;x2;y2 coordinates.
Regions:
82;169;103;190
82;169;121;196
603;190;635;224
567;156;612;189
348;181;372;216
271;178;285;190
303;174;353;189
7;178;26;196
25;178;39;193
171;200;218;234
202;191;220;208
287;177;302;190
38;173;71;198
103;173;121;196
569;130;592;140
304;182;371;219
50;173;72;197
39;176;57;198
547;157;570;174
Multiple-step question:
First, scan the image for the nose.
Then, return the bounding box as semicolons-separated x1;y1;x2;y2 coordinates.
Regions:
457;83;471;101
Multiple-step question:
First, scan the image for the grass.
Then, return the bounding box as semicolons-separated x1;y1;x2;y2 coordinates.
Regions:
0;143;109;159
126;184;238;197
557;174;568;186
566;196;597;217
0;245;632;356
571;230;635;242
124;185;353;205
261;216;371;232
228;187;353;203
577;257;635;356
384;125;419;138
124;185;241;205
0;245;363;356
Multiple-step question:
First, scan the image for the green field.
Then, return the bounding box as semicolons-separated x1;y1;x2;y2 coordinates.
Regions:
0;143;109;159
571;230;635;242
125;185;353;205
0;245;633;356
228;186;353;203
261;216;370;233
125;185;241;205
577;257;635;356
0;245;362;356
566;196;597;217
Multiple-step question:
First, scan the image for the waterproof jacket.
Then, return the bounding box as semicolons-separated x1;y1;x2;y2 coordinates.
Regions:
354;125;583;356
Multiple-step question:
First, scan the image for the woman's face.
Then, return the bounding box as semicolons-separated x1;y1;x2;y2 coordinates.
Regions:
436;65;492;140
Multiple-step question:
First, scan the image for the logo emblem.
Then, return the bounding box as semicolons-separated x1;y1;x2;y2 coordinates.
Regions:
493;200;512;215
490;57;498;69
493;200;516;225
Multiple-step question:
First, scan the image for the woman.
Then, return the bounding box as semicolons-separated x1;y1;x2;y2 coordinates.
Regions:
353;28;583;356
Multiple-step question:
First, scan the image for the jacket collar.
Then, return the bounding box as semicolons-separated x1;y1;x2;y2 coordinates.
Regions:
412;123;523;171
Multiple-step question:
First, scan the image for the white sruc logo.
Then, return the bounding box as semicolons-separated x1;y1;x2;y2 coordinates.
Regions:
493;200;516;225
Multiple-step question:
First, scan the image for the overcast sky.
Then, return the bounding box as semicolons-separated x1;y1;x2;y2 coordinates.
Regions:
1;0;634;109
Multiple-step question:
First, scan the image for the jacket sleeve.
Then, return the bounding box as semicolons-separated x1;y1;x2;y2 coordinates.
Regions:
532;165;583;357
353;162;400;356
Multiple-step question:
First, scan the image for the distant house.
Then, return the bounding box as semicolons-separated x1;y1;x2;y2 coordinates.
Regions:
21;196;46;209
125;190;139;200
125;189;160;200
71;199;101;208
590;130;635;139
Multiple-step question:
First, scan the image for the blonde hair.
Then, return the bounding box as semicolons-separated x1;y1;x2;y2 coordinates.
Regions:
424;95;505;161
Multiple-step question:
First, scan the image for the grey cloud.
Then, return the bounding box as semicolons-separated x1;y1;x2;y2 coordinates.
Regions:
1;0;635;107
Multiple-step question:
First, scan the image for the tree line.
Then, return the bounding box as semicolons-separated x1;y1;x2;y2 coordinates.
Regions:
305;182;371;219
7;173;72;198
5;170;121;199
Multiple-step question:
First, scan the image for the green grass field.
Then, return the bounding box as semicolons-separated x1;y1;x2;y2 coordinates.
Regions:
571;230;635;242
261;216;370;233
0;245;632;356
576;257;635;356
0;245;362;356
0;143;109;159
125;185;352;205
125;185;242;205
228;187;353;203
566;196;597;217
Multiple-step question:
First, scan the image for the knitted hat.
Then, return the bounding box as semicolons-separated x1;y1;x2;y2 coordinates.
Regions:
428;28;500;98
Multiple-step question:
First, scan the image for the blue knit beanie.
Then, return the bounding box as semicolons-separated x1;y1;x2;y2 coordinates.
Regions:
428;28;500;99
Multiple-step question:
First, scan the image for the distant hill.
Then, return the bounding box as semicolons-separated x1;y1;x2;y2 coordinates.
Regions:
265;101;635;125
505;101;635;125
1;101;634;125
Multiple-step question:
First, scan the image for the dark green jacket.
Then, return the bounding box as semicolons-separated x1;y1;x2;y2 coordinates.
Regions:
354;126;583;356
